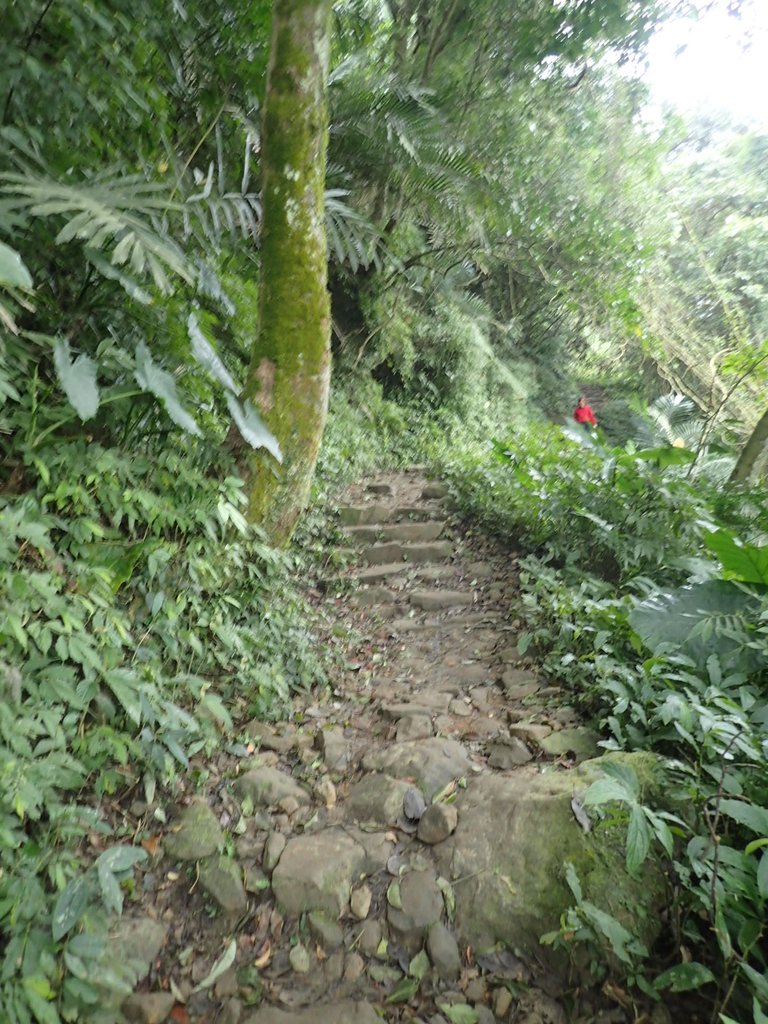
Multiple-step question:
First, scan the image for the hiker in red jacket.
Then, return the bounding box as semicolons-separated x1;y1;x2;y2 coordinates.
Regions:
573;396;597;430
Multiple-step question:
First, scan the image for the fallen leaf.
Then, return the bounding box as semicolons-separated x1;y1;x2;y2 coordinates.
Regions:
253;940;272;969
169;1007;190;1024
141;835;160;856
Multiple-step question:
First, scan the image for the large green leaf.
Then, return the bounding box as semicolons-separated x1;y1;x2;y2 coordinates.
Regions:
52;874;90;941
53;338;100;420
705;530;768;586
134;341;202;437
626;805;652;875
717;799;768;836
187;312;238;392
654;962;716;992
226;393;282;462
0;240;33;289
629;580;761;673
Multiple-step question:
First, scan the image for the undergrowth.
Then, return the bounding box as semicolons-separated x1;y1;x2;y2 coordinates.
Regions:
443;425;768;1022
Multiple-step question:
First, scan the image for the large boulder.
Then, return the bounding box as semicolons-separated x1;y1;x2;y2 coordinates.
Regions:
434;753;666;958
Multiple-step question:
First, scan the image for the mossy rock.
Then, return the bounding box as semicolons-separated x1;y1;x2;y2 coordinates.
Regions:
434;753;667;964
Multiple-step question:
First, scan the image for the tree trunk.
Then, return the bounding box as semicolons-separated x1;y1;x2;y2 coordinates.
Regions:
729;405;768;484
243;0;332;544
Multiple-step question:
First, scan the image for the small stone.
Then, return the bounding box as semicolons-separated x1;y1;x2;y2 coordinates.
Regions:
219;998;243;1024
278;796;300;815
396;715;434;741
488;739;532;769
538;726;600;761
465;977;487;1002
475;1007;495;1024
421;483;449;499
289;943;311;973
245;720;295;754
308;911;344;950
403;787;427;822
214;967;240;999
165;800;223;861
199;855;247;913
426;923;461;981
315;778;337;808
236;767;310;808
343;952;365;982
317;726;349;772
346;773;412;827
122;992;175;1024
263;832;287;872
350;884;372;920
449;699;472;718
356;918;382;956
508;722;552;743
494;988;513;1018
417;803;458;845
499;669;540;700
324;951;345;982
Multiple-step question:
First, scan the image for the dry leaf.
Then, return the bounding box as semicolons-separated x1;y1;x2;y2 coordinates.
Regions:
141;835;160;856
169;1007;190;1024
253;940;272;969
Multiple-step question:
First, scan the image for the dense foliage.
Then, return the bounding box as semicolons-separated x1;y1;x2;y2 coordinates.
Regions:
444;426;768;1020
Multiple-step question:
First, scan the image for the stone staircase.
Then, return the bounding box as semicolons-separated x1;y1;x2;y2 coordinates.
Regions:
118;470;647;1024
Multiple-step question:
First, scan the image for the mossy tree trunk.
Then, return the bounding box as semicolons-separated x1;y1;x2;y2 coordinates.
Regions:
243;0;332;544
729;405;768;484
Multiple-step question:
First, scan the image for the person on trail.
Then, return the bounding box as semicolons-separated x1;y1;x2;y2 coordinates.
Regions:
573;396;597;430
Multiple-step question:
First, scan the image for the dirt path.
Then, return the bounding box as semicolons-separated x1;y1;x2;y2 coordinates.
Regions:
119;470;612;1024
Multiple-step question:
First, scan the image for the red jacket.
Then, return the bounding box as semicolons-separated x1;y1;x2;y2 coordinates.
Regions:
574;403;597;426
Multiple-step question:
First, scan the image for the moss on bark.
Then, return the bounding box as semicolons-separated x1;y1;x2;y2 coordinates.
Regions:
243;0;332;544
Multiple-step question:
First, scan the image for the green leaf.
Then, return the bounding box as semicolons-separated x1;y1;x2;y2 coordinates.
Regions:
52;875;90;941
85;249;152;304
718;800;768;836
385;976;420;1003
0;241;33;289
387;881;402;909
104;669;142;725
631;445;696;468
582;778;633;807
705;530;768;585
438;1005;478;1024
654;962;716;992
22;976;61;1024
134;341;202;436
226;393;282;462
95;845;147;874
193;938;237;992
626;805;651;875
757;852;768;899
53;338;100;420
408;949;429;980
188;313;238;391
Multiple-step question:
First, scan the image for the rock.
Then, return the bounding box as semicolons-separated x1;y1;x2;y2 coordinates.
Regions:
263;832;287;872
308;911;345;950
122;992;175;1024
165;800;223;861
433;755;667;962
362;738;475;800
421;483;449;499
325;952;345;983
409;590;473;611
448;699;472;718
388;868;443;947
350;884;372;920
494;987;513;1018
220;998;244;1024
417;803;458;845
367;482;394;495
403;787;427;822
272;829;370;916
315;778;337;809
338;504;391;526
351;586;396;607
243;1002;379;1024
397;715;434;741
343;955;366;984
465;978;487;1002
466;561;494;578
346;773;412;827
356;918;382;956
426;923;461;981
487;738;533;769
381;699;450;719
317;727;350;772
499;669;541;700
539;727;600;762
508;722;551;744
236;767;311;808
475;1008;495;1024
289;944;311;974
199;855;247;913
246;720;295;754
215;967;240;999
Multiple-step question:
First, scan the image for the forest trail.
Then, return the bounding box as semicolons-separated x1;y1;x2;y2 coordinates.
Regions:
121;470;610;1024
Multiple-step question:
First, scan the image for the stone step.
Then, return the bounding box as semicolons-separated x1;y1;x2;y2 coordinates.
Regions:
392;505;443;522
350;586;397;608
356;562;410;583
363;541;453;566
337;503;392;526
421;482;450;499
344;521;446;545
409;589;474;611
